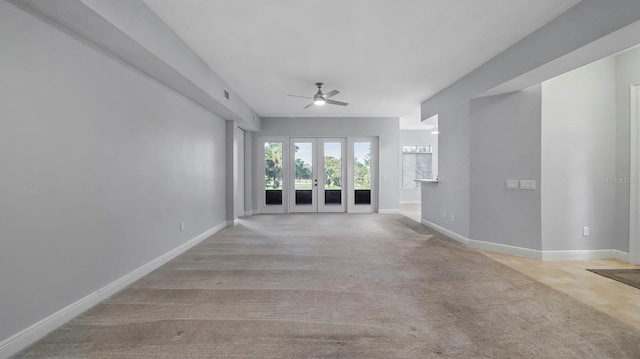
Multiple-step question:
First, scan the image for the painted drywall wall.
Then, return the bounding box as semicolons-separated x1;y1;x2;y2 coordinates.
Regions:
399;130;438;203
225;121;237;222
419;1;640;246
420;103;470;237
422;0;640;119
235;126;245;218
541;57;617;251
12;0;261;131
614;46;640;252
469;86;542;250
258;117;400;211
244;130;254;215
0;1;226;344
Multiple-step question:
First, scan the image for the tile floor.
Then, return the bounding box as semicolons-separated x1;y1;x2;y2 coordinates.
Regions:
400;204;640;330
482;251;640;330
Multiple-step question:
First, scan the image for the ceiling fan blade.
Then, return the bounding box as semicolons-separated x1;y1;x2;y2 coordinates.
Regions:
326;99;348;106
325;90;340;98
304;102;315;109
288;94;313;99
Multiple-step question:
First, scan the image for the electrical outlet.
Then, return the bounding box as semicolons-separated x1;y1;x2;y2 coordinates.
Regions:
506;180;518;189
583;227;589;236
520;180;536;190
451;214;456;222
180;222;185;232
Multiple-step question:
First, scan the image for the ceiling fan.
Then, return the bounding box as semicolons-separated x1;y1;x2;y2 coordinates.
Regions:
287;83;348;109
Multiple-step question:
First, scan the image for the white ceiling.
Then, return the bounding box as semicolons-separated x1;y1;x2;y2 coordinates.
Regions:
142;0;580;121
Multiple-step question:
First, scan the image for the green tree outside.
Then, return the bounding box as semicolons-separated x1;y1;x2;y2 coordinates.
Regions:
323;156;342;189
266;143;354;191
295;158;312;180
354;152;371;189
264;142;283;189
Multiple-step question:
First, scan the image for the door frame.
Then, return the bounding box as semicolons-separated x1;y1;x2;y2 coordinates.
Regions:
257;135;378;215
318;137;347;213
630;84;640;264
289;137;348;213
235;126;245;218
258;136;289;214
347;137;378;213
289;137;318;213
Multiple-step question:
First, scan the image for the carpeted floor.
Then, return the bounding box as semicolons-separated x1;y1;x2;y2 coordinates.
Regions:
14;214;640;358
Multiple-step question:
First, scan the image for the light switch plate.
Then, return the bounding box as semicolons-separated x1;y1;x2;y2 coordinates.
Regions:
507;180;518;189
520;180;536;190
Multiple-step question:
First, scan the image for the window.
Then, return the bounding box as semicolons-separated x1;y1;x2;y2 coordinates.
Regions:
264;141;283;204
402;145;432;188
354;142;372;204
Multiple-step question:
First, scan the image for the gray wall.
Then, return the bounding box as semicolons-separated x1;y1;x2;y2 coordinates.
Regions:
420;102;470;236
235;126;245;218
421;0;640;119
13;0;261;131
225;121;237;222
0;1;226;343
419;0;640;244
399;130;438;203
258;117;400;211
469;86;542;250
541;57;617;251
244;130;255;215
614;47;640;252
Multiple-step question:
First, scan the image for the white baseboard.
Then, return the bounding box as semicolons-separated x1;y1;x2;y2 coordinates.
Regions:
420;218;470;245
399;200;421;205
417;220;629;262
243;210;257;216
379;209;401;214
541;249;629;261
227;219;240;226
470;242;628;261
0;222;228;359
468;239;542;260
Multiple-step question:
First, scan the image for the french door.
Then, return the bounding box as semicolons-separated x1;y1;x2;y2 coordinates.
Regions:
259;136;376;214
289;137;347;213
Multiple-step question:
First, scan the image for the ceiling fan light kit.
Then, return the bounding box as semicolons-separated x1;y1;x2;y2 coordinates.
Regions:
313;94;326;106
288;83;348;108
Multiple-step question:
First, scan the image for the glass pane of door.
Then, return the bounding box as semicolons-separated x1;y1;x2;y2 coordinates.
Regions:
264;141;283;205
353;142;371;205
294;142;313;205
323;142;342;205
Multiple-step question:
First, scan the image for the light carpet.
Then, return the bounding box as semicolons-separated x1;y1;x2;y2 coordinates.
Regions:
14;214;640;358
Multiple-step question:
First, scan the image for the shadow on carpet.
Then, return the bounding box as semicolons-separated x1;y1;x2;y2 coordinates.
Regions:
394;216;433;235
